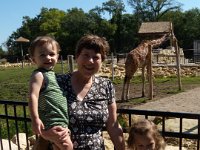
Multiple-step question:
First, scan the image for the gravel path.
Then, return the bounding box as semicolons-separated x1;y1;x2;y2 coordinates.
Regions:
133;87;200;113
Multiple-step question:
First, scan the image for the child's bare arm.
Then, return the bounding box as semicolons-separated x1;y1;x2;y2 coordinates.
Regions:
28;72;44;134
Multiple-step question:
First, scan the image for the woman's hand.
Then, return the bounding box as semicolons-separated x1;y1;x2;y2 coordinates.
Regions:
106;102;125;150
41;126;70;144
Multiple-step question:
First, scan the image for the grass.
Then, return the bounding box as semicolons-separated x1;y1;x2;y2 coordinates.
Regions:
0;63;68;100
1;65;200;104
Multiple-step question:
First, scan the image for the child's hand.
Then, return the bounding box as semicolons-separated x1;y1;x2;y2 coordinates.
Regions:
31;118;44;135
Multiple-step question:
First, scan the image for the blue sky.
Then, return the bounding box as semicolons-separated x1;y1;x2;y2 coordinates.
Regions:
0;0;199;50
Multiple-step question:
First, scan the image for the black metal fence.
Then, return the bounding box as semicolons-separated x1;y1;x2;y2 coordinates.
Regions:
0;100;31;150
0;100;200;150
118;108;200;150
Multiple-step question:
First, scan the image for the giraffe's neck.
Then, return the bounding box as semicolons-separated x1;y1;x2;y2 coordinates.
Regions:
148;34;168;48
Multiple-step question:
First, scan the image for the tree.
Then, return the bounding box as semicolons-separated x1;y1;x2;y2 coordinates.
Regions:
87;9;117;54
57;8;92;57
39;8;66;37
180;9;200;49
101;0;126;54
127;0;181;22
0;46;5;59
118;14;139;53
6;8;66;58
161;8;200;49
57;8;117;57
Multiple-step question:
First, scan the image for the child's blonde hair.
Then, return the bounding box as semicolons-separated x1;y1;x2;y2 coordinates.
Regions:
29;36;60;57
127;119;166;150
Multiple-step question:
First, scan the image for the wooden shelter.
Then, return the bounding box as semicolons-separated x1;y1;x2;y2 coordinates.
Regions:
138;21;182;99
15;37;30;68
15;37;30;43
138;21;173;39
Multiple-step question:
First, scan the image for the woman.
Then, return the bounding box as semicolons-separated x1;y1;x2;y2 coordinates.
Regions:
41;34;125;150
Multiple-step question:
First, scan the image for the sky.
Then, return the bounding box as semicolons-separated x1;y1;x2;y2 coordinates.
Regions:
0;0;200;50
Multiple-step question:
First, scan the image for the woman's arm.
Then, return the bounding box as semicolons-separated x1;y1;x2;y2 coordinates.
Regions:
106;102;125;150
41;126;69;144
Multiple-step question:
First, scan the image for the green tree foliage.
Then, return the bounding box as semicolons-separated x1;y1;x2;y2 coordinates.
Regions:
6;8;66;58
0;46;5;59
128;0;181;22
119;14;139;53
180;9;200;49
161;8;200;49
5;0;200;61
57;8;93;57
39;8;66;36
101;0;125;54
57;8;117;58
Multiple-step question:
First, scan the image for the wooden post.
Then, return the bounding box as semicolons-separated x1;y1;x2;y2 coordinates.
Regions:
148;45;153;100
20;43;24;69
60;55;64;74
173;38;182;90
67;55;74;73
111;53;114;81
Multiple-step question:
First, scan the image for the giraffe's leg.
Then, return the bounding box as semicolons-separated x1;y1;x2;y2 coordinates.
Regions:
141;66;145;97
125;77;131;100
123;53;137;100
146;63;150;82
121;75;132;101
121;76;127;101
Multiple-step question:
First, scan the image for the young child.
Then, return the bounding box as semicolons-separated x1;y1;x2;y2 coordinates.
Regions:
127;119;166;150
28;36;73;150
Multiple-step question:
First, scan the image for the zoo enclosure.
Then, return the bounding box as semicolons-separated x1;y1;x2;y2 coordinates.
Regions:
115;39;200;65
115;49;195;65
0;100;200;150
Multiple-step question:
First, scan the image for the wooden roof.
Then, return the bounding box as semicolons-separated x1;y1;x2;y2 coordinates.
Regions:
15;37;30;43
138;22;172;35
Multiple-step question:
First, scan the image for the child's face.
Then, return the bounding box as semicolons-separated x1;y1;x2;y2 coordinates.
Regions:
134;133;156;150
32;43;58;70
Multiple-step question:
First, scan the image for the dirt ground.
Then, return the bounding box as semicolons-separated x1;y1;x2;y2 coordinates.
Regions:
112;82;200;150
114;81;200;112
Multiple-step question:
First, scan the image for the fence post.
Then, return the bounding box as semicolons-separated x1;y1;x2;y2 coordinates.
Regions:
67;55;74;73
60;55;64;74
173;39;182;91
111;53;114;81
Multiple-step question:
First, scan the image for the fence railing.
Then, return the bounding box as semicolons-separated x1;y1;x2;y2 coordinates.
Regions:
117;108;200;150
0;100;31;150
0;100;200;150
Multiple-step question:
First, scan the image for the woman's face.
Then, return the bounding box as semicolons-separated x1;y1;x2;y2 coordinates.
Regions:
76;48;102;78
134;133;156;150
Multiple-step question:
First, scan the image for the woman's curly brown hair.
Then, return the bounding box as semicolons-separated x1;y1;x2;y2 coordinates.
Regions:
75;34;109;61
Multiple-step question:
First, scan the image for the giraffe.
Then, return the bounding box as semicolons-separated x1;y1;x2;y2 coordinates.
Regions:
121;33;170;101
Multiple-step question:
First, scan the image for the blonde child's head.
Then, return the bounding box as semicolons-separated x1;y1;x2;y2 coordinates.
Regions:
127;119;165;150
29;36;60;57
28;36;60;70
